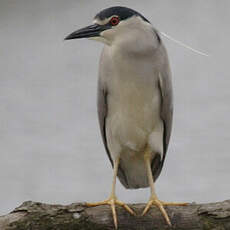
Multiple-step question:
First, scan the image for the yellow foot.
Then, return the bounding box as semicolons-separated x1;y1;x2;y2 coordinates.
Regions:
86;196;135;229
142;198;188;226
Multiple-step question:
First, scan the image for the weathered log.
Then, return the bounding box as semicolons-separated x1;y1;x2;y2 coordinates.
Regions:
1;200;230;229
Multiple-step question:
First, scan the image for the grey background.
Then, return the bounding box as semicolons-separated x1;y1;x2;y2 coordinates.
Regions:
0;0;229;215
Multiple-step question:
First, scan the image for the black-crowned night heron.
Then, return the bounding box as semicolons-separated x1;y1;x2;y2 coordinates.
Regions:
65;6;187;229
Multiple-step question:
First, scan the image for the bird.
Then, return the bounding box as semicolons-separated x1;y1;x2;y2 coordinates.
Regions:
65;6;187;229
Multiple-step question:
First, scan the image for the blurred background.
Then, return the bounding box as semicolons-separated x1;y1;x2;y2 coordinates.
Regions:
0;0;229;215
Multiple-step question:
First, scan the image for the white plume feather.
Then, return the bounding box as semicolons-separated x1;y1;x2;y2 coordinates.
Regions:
160;31;209;57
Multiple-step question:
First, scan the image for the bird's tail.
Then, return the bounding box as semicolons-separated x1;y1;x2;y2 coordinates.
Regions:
117;153;162;189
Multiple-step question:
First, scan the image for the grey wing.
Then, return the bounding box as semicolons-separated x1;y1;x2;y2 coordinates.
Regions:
97;79;129;187
97;80;114;167
151;60;173;181
97;48;129;187
159;65;173;155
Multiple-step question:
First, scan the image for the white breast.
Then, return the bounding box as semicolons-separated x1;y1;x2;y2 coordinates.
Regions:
103;45;162;159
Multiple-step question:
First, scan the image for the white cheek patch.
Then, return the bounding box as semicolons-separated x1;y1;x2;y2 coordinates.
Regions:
93;15;119;25
91;16;147;46
93;18;108;25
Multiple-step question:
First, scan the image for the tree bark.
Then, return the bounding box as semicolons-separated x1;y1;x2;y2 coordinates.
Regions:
1;200;230;230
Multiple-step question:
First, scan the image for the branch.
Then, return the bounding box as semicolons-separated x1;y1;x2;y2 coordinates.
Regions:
1;200;230;230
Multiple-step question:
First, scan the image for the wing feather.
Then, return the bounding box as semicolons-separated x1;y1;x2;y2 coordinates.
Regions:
97;80;113;167
159;68;173;155
151;40;173;180
151;65;173;181
97;79;129;187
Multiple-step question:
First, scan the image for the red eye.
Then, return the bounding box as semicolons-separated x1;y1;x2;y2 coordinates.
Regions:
110;16;120;26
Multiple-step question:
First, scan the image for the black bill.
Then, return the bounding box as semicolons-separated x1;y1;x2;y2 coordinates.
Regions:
65;24;110;40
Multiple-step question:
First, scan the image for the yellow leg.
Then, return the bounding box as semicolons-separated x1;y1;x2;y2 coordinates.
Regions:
86;157;135;229
142;150;188;226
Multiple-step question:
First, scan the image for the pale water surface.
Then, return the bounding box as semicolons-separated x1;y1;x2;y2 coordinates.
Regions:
0;0;230;215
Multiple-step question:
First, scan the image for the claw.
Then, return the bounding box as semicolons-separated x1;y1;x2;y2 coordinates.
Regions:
86;197;135;229
142;198;188;226
116;200;136;216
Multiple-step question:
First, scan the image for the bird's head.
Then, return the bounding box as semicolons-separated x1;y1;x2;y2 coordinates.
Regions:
65;6;156;46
